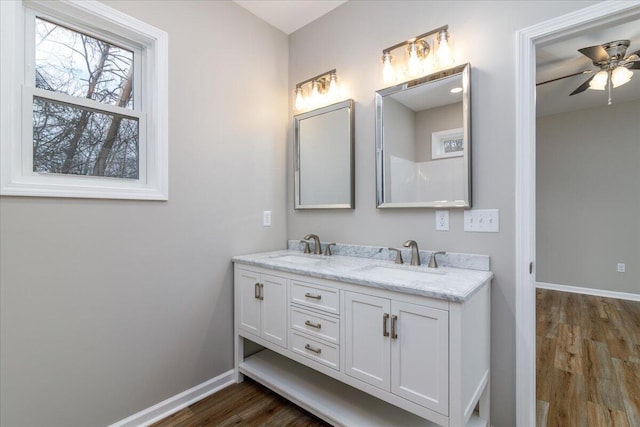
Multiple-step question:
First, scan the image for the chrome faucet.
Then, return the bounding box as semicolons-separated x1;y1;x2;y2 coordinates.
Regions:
303;234;322;255
402;240;421;266
428;251;446;268
388;248;404;264
324;243;336;256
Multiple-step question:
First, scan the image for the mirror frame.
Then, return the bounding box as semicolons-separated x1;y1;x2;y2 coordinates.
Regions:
375;63;471;208
294;99;355;209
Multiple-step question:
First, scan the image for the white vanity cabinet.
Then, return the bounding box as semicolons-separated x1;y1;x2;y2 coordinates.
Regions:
344;291;449;415
233;260;491;427
236;268;288;348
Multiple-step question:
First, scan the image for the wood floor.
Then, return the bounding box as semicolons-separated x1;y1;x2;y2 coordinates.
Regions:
536;288;640;427
151;377;330;427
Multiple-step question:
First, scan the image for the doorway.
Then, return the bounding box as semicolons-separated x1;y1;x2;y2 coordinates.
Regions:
515;2;640;425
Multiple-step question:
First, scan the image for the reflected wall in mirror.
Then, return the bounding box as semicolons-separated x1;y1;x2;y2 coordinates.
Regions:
376;63;471;208
294;99;354;209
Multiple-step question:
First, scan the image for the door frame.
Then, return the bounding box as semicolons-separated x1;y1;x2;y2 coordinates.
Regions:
514;1;640;425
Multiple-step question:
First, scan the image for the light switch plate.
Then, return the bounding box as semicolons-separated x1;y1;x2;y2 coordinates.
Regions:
435;210;449;231
263;210;271;227
464;209;499;233
617;263;625;273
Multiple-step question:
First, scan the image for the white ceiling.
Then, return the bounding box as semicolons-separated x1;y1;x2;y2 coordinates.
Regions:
390;75;463;112
233;0;347;35
536;18;640;117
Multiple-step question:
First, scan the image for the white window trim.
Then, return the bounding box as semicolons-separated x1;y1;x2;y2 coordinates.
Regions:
1;0;168;200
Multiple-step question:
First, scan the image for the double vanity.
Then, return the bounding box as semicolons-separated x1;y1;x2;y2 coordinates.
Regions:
232;241;492;427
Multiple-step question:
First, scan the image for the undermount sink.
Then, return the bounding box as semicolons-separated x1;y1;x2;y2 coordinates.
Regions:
271;254;323;265
364;265;446;281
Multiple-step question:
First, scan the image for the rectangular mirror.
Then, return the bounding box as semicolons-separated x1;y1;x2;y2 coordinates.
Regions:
375;63;471;208
294;99;355;209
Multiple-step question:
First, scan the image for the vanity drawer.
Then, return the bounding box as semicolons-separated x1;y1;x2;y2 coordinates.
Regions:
291;331;339;370
291;306;339;345
291;280;339;314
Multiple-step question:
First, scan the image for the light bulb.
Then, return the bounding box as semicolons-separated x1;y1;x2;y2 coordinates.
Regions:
328;72;339;100
382;52;395;84
589;70;608;90
310;80;321;107
294;87;304;110
435;29;454;68
407;42;421;76
611;66;633;88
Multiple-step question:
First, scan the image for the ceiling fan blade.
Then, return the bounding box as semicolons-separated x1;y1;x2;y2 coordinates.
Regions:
578;45;609;62
624;49;639;61
536;70;592;86
569;75;595;96
627;60;640;70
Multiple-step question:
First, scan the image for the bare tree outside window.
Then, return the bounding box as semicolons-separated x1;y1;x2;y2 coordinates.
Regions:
33;18;139;179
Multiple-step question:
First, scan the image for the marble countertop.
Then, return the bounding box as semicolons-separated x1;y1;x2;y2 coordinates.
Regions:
232;250;493;302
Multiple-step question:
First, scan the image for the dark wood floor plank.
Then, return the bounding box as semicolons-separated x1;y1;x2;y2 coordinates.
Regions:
583;339;615;380
150;378;330;427
585;373;626;411
546;368;587;427
586;401;631;427
554;323;583;373
613;359;640;427
536;335;556;401
537;289;562;339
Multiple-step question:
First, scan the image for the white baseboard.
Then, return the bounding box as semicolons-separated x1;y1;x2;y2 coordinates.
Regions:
536;282;640;302
108;369;235;427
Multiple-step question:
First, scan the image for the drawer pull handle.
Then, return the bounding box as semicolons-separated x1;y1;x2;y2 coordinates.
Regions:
304;343;322;354
391;314;398;339
304;293;322;300
304;320;322;329
383;313;389;337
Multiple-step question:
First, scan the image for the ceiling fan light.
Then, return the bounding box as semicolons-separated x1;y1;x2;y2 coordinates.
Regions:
589;70;608;90
611;66;633;88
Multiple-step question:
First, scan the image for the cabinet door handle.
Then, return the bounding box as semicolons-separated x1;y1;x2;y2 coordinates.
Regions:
383;313;390;337
304;343;322;354
304;292;322;300
391;314;398;339
304;320;322;329
254;282;264;300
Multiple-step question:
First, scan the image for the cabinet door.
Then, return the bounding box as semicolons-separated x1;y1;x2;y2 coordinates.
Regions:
261;274;288;348
344;292;391;390
391;301;449;414
237;269;261;336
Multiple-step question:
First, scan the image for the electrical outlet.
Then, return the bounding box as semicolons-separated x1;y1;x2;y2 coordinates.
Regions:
263;210;271;227
435;210;449;231
464;209;500;233
617;263;625;273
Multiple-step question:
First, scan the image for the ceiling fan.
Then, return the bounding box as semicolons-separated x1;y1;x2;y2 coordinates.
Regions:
537;40;640;104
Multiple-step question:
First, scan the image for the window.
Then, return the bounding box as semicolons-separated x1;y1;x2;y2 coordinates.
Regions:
1;0;168;200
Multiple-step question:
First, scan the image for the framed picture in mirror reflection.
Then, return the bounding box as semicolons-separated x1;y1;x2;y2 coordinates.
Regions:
431;128;464;159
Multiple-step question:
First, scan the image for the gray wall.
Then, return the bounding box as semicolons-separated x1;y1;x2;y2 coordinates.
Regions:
536;100;640;294
286;2;596;426
383;97;415;197
415;102;463;162
0;1;288;426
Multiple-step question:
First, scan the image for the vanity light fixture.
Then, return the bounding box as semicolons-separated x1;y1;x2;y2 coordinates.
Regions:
381;25;455;85
294;69;341;111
